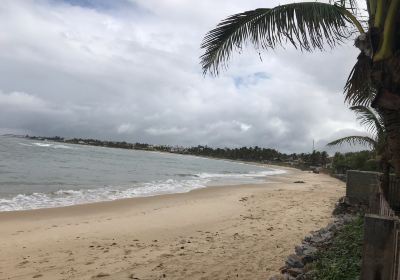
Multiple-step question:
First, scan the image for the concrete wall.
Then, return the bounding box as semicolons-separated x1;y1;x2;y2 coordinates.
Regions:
346;170;381;204
361;214;399;280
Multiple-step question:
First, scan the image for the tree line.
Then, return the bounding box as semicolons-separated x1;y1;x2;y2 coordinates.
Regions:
23;135;379;174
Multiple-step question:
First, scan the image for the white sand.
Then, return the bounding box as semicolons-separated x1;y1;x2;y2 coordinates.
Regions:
0;166;344;279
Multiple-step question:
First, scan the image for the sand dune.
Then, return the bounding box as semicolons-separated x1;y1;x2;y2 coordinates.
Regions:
0;167;344;279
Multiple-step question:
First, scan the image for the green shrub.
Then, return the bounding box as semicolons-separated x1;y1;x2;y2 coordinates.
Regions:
311;216;364;280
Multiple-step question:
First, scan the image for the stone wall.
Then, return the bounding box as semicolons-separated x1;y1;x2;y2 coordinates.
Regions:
346;170;380;204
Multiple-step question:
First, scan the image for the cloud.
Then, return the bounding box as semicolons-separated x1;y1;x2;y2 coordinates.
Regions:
145;126;187;136
0;91;47;110
117;123;136;134
0;0;363;152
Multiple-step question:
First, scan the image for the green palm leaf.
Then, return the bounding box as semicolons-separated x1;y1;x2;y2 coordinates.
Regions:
327;136;377;148
344;53;376;106
201;2;357;75
327;106;386;155
350;105;385;137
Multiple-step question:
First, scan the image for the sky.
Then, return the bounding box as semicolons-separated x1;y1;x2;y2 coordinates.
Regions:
0;0;369;153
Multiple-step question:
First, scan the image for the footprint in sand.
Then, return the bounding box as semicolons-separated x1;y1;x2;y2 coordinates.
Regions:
92;272;110;278
18;260;29;266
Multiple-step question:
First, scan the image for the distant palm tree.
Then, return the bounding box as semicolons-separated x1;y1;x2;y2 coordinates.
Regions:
327;105;391;192
200;0;400;177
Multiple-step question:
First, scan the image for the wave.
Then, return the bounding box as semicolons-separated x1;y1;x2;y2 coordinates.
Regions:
0;169;286;212
32;142;73;149
33;142;52;147
176;173;199;177
18;143;33;147
0;178;208;211
196;169;286;179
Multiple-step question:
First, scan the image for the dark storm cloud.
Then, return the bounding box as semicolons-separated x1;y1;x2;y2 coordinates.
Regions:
0;0;366;153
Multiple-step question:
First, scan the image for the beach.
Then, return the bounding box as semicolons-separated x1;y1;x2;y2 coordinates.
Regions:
0;167;344;280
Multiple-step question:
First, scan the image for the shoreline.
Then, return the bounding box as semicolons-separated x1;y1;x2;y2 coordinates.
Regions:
0;168;344;279
0;164;293;217
0;163;291;214
0;181;280;219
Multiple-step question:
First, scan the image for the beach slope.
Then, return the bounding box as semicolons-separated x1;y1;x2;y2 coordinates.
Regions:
0;167;344;279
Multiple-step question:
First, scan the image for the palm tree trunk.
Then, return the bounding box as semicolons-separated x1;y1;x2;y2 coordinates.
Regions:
371;41;400;178
381;108;400;177
380;154;391;198
369;2;400;178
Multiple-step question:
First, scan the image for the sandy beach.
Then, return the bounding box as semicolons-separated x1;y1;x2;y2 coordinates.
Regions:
0;167;344;280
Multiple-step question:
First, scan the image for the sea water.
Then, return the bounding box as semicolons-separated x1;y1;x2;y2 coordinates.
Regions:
0;136;285;211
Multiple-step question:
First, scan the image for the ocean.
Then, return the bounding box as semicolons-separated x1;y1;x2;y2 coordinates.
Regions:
0;136;285;211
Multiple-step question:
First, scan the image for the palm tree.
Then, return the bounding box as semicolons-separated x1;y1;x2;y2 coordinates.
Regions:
327;105;391;194
200;0;400;177
327;106;385;154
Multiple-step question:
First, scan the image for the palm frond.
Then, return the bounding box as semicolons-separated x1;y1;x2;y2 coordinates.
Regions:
350;105;385;137
201;2;357;75
344;53;376;106
327;135;377;148
332;0;358;11
333;0;367;26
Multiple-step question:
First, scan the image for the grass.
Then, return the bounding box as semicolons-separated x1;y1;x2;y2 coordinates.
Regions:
311;216;364;280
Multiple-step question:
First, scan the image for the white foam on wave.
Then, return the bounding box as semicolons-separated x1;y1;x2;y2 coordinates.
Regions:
54;144;73;149
33;142;52;147
0;178;209;211
32;142;73;149
196;168;286;179
18;143;33;147
0;168;285;212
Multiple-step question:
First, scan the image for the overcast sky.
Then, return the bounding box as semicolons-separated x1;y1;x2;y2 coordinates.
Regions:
0;0;370;153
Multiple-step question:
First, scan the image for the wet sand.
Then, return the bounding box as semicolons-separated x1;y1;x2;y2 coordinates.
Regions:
0;167;344;279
